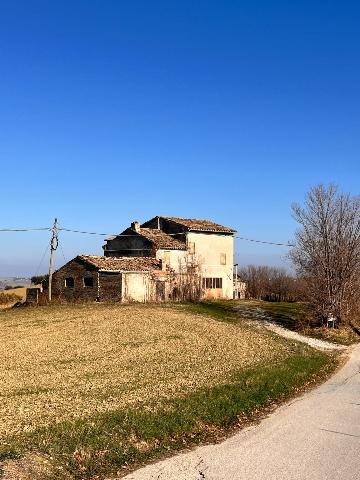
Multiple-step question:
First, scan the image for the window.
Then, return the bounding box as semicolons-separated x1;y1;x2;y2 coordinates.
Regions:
65;277;74;288
220;253;227;265
163;251;170;265
83;277;94;288
202;278;223;289
188;241;195;254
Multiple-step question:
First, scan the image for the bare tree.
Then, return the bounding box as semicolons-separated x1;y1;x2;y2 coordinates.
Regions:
289;184;360;324
239;265;302;302
169;254;203;302
239;265;269;299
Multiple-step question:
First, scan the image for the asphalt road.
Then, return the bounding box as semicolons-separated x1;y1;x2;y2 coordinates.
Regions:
122;345;360;480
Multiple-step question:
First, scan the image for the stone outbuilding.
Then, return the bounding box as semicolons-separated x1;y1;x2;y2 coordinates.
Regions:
48;255;168;303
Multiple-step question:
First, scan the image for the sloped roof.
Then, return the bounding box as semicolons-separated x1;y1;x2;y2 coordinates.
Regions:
161;217;236;233
138;228;186;250
105;227;186;250
78;255;161;272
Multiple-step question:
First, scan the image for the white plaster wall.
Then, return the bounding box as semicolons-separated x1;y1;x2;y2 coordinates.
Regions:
156;249;188;272
187;232;234;299
155;233;234;300
122;272;149;302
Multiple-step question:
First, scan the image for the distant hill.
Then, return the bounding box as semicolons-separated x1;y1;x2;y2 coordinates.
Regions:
0;277;31;291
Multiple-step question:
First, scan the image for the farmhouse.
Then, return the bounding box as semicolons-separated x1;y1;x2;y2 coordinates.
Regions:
48;216;236;303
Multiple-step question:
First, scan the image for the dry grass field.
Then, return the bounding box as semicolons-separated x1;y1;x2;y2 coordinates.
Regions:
0;303;293;438
0;303;336;479
0;288;25;309
0;286;28;299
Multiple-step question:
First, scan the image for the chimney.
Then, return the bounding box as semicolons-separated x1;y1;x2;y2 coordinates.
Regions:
131;221;141;233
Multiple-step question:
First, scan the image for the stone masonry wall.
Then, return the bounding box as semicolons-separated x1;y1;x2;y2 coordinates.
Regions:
51;259;99;302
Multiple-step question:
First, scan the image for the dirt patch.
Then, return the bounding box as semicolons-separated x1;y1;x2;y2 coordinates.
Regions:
1;453;53;480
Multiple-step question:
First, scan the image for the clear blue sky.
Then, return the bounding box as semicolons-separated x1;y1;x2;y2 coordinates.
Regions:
0;0;359;276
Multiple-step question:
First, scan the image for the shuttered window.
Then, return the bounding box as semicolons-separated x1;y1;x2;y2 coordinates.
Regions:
202;278;223;289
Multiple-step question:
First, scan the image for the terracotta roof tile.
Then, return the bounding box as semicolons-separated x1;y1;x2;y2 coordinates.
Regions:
162;217;236;233
78;255;161;272
138;228;186;250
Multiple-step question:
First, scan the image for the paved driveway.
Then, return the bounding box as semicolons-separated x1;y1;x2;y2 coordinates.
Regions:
122;345;360;480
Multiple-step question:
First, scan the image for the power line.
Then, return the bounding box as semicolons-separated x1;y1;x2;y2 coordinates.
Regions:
58;226;186;237
59;227;112;236
0;227;50;232
58;236;67;265
58;225;294;246
60;228;294;247
33;243;50;277
236;236;295;247
0;223;294;247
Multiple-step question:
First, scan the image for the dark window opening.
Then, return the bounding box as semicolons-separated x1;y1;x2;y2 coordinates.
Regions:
65;277;74;288
202;277;223;289
83;277;94;288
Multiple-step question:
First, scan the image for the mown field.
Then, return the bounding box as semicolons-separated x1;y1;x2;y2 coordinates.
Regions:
0;302;337;479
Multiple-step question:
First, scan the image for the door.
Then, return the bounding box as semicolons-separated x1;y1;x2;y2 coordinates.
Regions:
156;280;166;302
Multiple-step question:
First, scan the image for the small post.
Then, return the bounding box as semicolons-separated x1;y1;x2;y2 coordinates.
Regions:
48;218;59;302
234;263;238;299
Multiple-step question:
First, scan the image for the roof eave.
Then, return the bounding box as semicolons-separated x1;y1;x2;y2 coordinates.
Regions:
159;217;236;234
99;269;158;273
188;228;236;234
161;247;187;250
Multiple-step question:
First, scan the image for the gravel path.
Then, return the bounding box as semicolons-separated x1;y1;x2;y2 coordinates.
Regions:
233;305;345;351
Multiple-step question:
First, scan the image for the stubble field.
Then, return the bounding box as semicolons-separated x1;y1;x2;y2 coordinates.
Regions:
0;302;334;479
0;303;295;438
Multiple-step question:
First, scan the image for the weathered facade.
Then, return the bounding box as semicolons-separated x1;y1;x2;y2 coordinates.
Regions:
49;216;236;303
48;256;168;303
104;216;236;300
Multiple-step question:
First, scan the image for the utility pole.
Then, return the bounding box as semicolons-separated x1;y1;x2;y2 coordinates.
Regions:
48;218;59;302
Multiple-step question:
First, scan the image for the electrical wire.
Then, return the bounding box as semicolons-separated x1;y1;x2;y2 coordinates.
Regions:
236;236;295;247
58;238;67;265
0;227;50;232
58;226;186;237
59;226;294;247
33;243;50;277
0;224;294;247
59;227;113;236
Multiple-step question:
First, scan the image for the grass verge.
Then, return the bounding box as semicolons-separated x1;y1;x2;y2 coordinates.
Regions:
258;301;360;345
213;299;360;346
1;350;336;480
